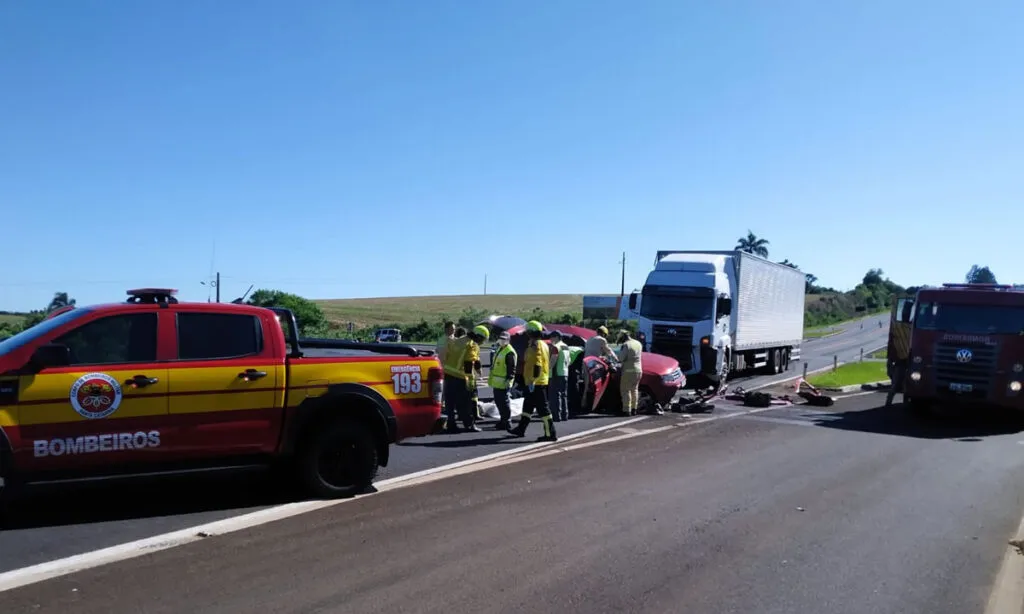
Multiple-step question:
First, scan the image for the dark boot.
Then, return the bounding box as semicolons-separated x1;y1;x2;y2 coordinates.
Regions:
537;416;558;442
507;415;530;438
494;420;510;431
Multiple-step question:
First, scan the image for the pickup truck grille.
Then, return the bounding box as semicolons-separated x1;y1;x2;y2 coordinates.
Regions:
650;325;694;371
933;342;997;397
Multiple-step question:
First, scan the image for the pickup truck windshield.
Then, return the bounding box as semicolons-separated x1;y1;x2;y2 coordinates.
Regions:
0;308;92;357
640;287;715;321
915;302;1024;335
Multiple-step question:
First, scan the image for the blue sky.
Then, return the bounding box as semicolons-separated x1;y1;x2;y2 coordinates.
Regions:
2;0;1022;311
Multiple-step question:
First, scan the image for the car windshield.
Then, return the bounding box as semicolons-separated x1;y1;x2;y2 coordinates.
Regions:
640;287;714;321
0;308;92;357
914;302;1024;335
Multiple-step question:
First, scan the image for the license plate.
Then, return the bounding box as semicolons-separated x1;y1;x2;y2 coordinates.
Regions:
949;382;973;393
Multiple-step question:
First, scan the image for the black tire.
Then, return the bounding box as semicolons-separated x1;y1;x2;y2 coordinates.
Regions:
297;418;379;499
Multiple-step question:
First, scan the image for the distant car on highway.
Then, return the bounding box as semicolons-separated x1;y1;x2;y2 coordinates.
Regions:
504;324;685;415
374;328;402;343
0;288;442;502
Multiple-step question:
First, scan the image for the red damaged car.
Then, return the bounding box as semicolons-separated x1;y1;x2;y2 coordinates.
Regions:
504;324;685;415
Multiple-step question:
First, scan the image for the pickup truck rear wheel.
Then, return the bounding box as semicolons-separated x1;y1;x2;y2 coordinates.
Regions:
298;418;379;499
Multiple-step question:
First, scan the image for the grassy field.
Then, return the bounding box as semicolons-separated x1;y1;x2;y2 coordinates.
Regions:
315;293;862;330
807;361;888;388
316;294;586;328
0;313;26;326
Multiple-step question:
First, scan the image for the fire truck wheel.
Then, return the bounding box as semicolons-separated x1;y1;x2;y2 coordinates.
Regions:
298;418;379;499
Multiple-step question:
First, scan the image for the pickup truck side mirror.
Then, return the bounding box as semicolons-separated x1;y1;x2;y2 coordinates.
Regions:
628;293;637;310
30;343;71;370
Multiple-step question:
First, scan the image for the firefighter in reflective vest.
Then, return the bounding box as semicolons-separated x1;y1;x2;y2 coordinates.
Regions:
487;331;517;430
547;330;571;422
507;320;556;442
442;325;489;432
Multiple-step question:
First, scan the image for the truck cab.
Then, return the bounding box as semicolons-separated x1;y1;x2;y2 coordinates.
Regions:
629;253;733;381
895;284;1024;414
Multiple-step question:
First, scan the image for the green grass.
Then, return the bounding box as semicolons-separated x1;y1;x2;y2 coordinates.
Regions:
804;327;840;339
315;294;586;328
0;313;26;326
869;348;888;359
807;361;888;388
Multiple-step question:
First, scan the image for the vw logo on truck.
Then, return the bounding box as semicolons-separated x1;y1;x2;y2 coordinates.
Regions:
955;348;973;363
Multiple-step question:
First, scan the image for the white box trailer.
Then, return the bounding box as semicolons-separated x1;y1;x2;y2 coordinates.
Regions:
628;250;805;384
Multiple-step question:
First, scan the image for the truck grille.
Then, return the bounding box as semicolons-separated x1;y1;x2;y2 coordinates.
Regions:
933;343;997;398
650;325;694;370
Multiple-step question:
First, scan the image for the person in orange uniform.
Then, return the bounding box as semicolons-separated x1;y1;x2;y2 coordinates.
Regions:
507;320;556;442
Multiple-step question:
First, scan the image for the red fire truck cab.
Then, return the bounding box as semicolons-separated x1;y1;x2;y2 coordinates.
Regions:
897;283;1024;414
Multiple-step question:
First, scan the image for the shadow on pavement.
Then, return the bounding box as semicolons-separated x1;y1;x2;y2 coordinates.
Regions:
399;436;523;449
0;470;299;531
810;398;1024;440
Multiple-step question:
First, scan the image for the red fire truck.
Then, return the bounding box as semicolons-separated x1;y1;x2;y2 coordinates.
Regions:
892;283;1024;415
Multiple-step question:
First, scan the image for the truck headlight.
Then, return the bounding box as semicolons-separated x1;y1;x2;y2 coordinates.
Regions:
1010;381;1022;392
1013;363;1023;373
662;369;682;383
910;371;922;381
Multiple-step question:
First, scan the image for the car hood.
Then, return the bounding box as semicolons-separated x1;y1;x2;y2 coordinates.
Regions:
641;351;679;375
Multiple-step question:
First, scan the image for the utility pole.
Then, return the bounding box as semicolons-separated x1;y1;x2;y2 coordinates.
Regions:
619;252;626;297
484;274;488;295
216;272;221;303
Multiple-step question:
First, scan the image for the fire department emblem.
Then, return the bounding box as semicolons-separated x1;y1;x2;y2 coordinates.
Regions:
70;373;123;420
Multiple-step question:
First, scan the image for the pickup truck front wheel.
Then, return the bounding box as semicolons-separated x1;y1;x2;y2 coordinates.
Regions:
298;419;379;499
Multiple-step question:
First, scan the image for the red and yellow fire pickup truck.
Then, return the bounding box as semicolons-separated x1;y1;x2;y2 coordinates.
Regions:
0;289;443;499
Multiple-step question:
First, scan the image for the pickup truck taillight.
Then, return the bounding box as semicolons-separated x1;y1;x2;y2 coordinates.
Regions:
428;367;443;404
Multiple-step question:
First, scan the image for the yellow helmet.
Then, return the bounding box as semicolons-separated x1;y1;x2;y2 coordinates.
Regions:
526;320;543;333
472;325;490;341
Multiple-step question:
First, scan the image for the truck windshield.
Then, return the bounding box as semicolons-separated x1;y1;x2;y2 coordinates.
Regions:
640;287;715;321
915;302;1024;335
0;308;92;357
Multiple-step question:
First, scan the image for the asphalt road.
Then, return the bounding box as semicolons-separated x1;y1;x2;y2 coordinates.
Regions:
0;316;890;576
4;391;1023;613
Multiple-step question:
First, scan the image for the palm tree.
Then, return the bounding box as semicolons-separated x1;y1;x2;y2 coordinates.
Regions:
47;292;76;313
735;231;769;258
779;259;798;269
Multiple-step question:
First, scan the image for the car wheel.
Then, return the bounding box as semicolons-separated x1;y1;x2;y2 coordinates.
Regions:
298;418;379;499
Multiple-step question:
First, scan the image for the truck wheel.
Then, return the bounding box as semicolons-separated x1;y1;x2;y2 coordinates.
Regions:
297;418;379;499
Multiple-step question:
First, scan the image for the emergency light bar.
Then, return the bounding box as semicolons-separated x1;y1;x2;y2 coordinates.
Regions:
126;288;179;305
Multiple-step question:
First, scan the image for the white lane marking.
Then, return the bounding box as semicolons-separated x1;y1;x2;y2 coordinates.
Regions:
984;509;1024;614
0;415;646;593
736;415;816;428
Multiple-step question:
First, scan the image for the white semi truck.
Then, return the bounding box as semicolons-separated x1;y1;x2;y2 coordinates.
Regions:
627;250;805;385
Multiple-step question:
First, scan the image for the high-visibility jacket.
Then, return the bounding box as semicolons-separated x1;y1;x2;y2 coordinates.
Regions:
488;344;517;389
443;337;470;380
524;339;550;387
550;341;570;378
617;338;643;373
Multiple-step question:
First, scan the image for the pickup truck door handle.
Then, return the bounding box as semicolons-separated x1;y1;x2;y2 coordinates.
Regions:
238;369;268;381
125;375;159;388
